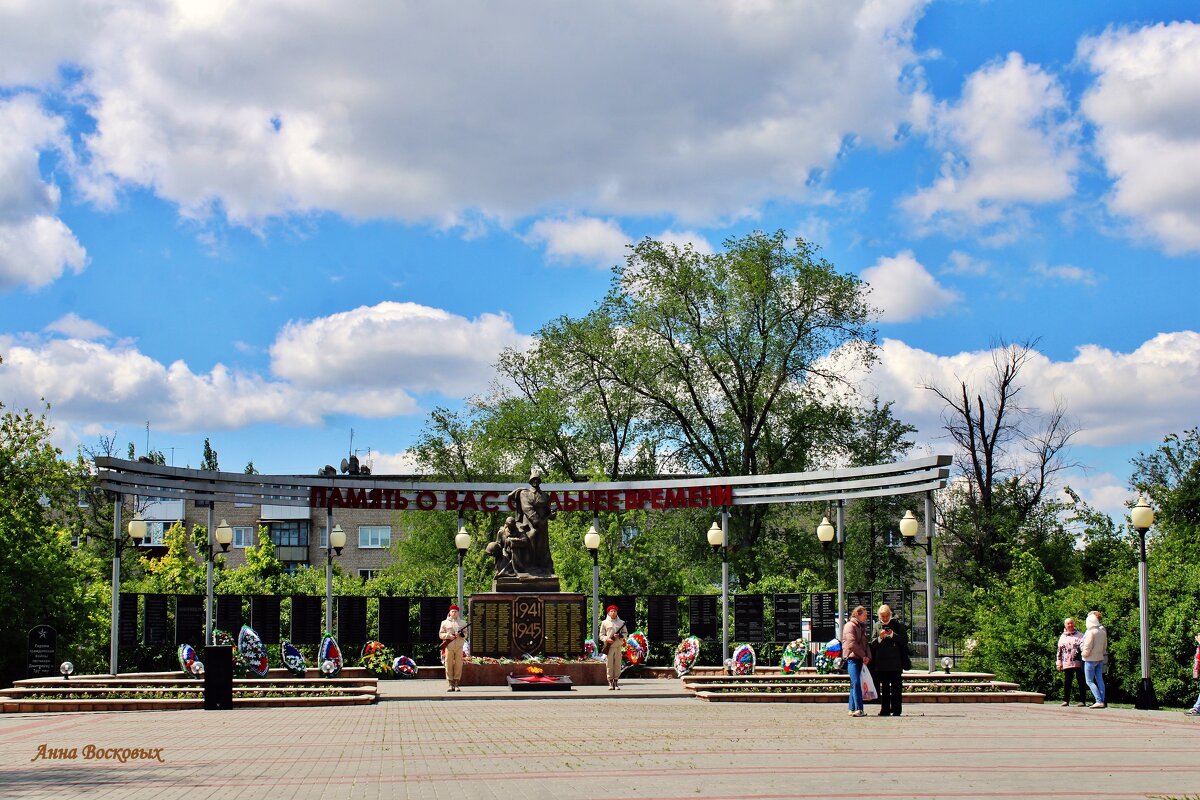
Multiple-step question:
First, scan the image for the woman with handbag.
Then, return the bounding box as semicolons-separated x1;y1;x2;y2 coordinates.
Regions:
842;606;871;717
870;604;908;716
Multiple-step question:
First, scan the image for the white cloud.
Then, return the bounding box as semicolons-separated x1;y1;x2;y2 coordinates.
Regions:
525;216;629;266
902;53;1078;234
0;335;414;431
656;229;715;256
0;95;87;290
942;250;990;276
269;301;532;396
1080;21;1200;254
860;251;960;322
858;332;1200;450
44;313;112;340
365;450;422;475
1032;263;1097;286
9;1;929;226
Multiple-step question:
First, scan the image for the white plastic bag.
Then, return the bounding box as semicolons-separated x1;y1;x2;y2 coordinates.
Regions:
861;664;878;702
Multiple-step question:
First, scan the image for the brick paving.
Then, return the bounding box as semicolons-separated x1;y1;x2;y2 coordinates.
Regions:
2;678;1198;800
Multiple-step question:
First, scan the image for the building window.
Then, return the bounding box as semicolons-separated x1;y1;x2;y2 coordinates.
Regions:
266;520;309;547
358;569;378;581
358;526;391;549
319;526;327;549
141;522;167;546
280;561;307;575
621;525;639;547
232;526;255;548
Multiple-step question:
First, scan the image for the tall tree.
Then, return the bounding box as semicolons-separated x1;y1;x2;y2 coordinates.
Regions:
201;437;219;471
924;340;1077;586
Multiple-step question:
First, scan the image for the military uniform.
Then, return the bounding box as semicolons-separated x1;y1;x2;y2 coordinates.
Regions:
440;612;467;691
599;612;627;689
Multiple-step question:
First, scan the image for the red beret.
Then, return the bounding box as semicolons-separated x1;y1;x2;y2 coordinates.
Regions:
449;604;460;611
606;605;618;613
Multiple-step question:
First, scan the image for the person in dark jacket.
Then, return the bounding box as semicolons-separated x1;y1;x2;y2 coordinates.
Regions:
870;604;909;716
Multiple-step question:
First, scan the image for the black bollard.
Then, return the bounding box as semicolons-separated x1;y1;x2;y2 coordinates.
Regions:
204;645;233;710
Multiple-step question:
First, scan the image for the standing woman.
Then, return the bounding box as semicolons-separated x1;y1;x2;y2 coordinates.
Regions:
842;606;871;717
1081;610;1108;708
1055;617;1087;707
599;605;627;690
870;604;908;716
1186;632;1200;717
440;604;467;692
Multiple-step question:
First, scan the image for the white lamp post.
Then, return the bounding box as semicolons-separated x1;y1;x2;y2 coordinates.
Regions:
899;495;939;672
455;525;471;609
326;523;345;633
816;513;843;632
1131;496;1157;709
109;505;146;674
707;516;729;668
585;521;601;640
208;519;233;646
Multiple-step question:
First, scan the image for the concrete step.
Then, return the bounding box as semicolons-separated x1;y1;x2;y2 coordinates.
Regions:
694;690;1046;704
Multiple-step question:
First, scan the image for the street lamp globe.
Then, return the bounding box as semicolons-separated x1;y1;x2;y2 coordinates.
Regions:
215;519;233;551
455;528;471;552
127;513;147;543
329;524;346;554
899;510;919;539
706;521;724;551
816;516;835;543
584;526;600;551
1131;496;1154;531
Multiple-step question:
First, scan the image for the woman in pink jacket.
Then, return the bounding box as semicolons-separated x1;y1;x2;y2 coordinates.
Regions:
841;606;871;717
1187;632;1200;717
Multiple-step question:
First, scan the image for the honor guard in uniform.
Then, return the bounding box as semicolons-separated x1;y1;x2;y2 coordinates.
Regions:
440;604;467;692
599;605;627;690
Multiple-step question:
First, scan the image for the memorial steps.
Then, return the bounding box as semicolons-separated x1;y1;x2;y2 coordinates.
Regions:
1;668;378;713
679;669;1045;703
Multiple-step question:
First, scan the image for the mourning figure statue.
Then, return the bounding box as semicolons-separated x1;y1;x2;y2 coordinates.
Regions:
486;469;559;589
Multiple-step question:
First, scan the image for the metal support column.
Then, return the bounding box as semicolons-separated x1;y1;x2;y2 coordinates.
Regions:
205;505;215;646
109;495;122;675
835;500;845;631
325;506;334;634
924;491;937;672
1135;530;1158;709
721;508;729;668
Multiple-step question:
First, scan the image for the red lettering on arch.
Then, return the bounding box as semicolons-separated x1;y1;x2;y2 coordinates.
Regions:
481;492;499;512
416;491;438;510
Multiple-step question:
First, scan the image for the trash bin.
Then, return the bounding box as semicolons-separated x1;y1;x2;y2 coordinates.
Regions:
204;645;233;710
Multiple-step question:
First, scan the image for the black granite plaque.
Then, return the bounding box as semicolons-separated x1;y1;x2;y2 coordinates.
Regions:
419;597;452;643
175;595;205;645
469;597;512;657
251;595;281;643
291;596;322;644
687;595;718;641
881;589;906;622
733;594;764;641
143;594;168;644
337;596;368;644
27;625;56;678
809;592;836;643
512;595;545;654
647;596;679;643
216;594;243;633
118;593;138;647
847;591;873;621
543;598;585;657
773;593;805;642
377;597;411;644
601;595;637;629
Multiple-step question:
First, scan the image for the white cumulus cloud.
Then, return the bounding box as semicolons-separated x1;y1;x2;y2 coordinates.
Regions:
526;216;630;266
860;251;960;322
4;1;929;227
902;52;1078;235
656;230;715;255
0;95;87;290
269;301;533;396
44;313;112;340
1080;21;1200;254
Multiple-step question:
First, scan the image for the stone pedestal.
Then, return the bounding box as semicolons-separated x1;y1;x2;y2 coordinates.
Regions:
468;592;586;659
493;575;561;592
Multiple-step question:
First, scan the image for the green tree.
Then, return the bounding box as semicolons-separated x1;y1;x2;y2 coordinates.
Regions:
136;522;204;594
0;399;111;686
201;438;219;471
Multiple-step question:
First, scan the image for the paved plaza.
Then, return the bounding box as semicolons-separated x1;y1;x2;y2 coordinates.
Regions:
2;679;1198;800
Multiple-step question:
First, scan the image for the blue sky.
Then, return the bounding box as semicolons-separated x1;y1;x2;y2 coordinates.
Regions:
1;1;1198;519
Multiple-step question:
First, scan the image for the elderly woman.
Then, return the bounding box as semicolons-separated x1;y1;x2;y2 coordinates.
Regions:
842;605;871;717
599;605;627;690
1187;632;1200;717
871;604;908;716
1056;617;1087;707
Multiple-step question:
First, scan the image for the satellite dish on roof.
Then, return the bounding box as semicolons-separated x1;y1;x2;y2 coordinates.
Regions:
359;465;371;476
319;465;336;477
348;454;360;474
340;458;349;474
